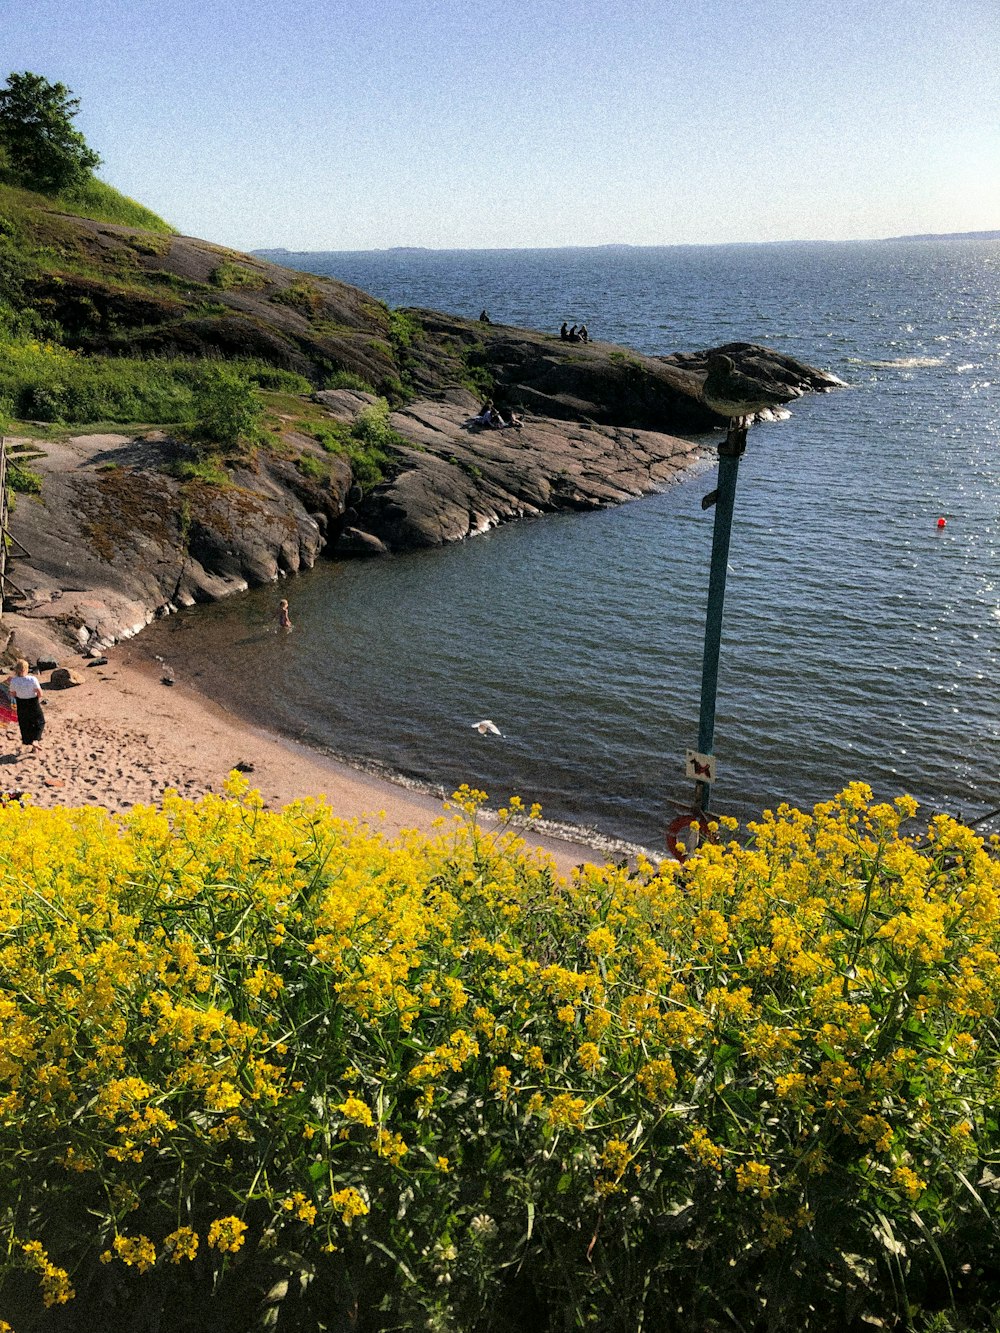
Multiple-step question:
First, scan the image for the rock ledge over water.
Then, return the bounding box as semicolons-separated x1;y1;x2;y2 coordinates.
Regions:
4;319;838;662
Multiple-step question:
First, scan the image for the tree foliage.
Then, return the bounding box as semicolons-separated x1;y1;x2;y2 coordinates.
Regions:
0;71;102;195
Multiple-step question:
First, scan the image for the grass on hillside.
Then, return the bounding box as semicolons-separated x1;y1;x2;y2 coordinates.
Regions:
0;341;311;429
0;177;174;237
57;176;175;233
0;178;417;494
1;181;176;340
295;397;411;490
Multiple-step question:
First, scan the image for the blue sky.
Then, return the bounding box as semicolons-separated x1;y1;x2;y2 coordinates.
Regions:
3;0;998;249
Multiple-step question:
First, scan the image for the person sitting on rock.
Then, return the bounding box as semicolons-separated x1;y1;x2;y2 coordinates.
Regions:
579;324;589;343
567;324;581;342
479;309;491;323
560;321;569;340
475;399;497;427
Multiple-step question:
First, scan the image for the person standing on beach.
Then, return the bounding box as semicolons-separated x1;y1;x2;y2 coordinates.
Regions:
278;599;293;631
7;658;44;751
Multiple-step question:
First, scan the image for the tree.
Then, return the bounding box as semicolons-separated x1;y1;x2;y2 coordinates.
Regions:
0;71;102;195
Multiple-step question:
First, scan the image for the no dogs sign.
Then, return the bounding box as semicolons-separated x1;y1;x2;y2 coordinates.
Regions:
685;750;716;783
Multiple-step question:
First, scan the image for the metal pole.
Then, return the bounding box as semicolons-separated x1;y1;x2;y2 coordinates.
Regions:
693;421;746;812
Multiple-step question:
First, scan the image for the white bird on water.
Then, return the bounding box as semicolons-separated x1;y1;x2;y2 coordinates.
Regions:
473;720;503;737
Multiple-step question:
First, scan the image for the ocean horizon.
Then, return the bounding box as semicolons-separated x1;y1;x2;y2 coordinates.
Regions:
252;229;1000;256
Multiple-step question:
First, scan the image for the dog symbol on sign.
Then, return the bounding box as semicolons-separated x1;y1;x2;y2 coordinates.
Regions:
685;750;717;783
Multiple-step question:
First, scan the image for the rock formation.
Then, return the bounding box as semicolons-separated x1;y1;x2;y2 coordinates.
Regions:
0;202;843;662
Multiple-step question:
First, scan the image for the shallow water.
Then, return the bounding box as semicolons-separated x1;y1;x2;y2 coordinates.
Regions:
142;239;1000;846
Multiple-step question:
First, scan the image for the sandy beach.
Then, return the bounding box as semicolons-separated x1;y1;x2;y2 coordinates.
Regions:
0;650;615;878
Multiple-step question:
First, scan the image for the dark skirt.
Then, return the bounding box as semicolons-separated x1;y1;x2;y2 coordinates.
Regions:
15;696;45;745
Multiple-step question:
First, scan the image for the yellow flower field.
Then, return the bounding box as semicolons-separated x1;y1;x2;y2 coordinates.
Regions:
1;777;999;1332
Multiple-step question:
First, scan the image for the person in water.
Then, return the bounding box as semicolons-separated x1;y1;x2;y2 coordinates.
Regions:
7;658;44;751
278;599;293;631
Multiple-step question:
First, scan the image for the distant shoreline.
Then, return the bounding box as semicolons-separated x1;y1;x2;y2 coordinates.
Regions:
252;231;1000;257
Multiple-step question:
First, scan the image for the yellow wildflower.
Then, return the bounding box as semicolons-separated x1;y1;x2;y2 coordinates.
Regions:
207;1216;248;1254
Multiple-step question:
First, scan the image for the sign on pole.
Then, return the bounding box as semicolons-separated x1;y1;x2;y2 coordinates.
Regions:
685;750;716;784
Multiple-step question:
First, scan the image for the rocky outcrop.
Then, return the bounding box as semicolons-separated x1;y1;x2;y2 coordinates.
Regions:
2;333;842;663
17;216;402;393
395;319;844;433
0;393;705;661
1;197;845;665
317;389;702;551
4;204;845;668
10;204;843;420
3;431;350;662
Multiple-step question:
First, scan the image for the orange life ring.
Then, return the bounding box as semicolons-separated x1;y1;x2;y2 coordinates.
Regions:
666;812;712;863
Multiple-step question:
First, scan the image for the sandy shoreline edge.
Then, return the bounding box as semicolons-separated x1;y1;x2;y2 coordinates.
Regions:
2;647;638;878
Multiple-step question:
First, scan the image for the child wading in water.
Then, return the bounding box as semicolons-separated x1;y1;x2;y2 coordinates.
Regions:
278;599;293;631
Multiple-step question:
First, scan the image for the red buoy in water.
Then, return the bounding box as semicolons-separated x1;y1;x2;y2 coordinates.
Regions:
936;516;946;529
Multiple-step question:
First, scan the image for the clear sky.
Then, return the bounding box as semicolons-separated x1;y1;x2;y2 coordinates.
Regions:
3;0;998;250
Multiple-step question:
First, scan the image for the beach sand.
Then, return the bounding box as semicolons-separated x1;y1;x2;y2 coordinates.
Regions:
0;651;617;877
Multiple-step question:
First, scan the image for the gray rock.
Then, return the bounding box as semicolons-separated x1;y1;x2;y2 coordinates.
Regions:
337;527;389;557
50;667;83;688
341;401;702;552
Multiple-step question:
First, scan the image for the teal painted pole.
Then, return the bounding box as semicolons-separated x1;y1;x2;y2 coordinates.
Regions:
694;423;746;812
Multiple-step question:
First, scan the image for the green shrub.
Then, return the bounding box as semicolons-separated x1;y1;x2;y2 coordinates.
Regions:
0;340;304;430
246;366;311;394
291;402;403;492
295;452;326;481
5;458;42;492
460;341;495;397
323;369;376;394
295;419;350;454
351;399;405;451
191;367;264;452
188;300;228;318
378;372;411;404
167;456;229;486
0;340;188;423
387;308;422;349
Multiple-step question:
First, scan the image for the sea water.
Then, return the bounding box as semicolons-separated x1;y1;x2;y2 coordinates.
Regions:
140;240;1000;848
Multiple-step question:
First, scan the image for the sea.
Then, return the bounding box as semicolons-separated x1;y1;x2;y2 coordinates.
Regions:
139;240;1000;851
